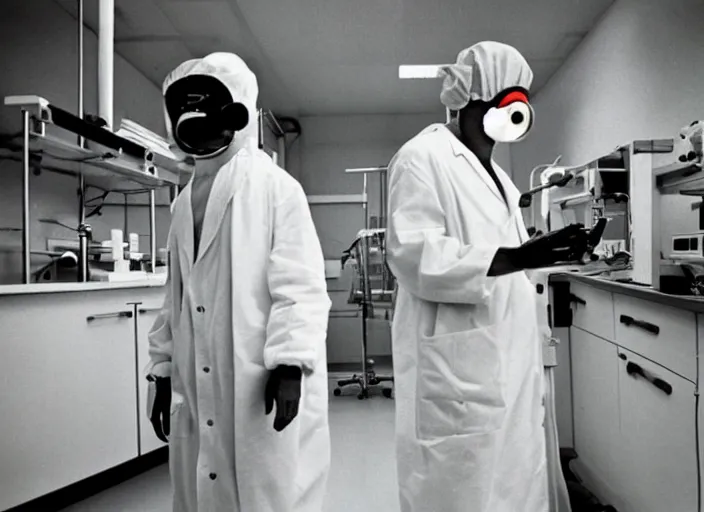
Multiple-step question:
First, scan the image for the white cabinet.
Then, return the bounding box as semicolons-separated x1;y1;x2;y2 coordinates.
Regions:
0;292;138;511
135;302;168;455
616;348;698;512
570;282;615;341
570;326;622;498
567;288;701;512
551;326;573;448
614;294;697;381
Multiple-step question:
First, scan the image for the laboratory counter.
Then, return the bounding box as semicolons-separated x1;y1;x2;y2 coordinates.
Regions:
0;273;167;296
550;270;704;313
546;269;703;512
0;281;168;511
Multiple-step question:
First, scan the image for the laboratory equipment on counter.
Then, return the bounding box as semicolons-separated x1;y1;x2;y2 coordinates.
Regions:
522;155;564;222
527;148;631;261
630;124;704;293
519;171;574;209
3;95;192;284
32;251;78;282
671;231;704;260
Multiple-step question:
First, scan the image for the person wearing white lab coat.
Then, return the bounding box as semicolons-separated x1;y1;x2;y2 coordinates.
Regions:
386;42;587;512
146;53;331;512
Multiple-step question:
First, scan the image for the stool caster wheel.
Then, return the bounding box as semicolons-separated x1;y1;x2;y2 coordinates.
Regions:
382;388;393;399
357;390;368;400
333;388;342;397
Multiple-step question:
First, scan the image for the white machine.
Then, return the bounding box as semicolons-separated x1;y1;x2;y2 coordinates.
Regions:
671;232;704;260
525;149;630;257
630;122;704;291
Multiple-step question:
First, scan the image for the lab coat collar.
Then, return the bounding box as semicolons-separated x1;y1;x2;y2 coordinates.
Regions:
171;183;195;271
195;151;249;264
443;126;507;206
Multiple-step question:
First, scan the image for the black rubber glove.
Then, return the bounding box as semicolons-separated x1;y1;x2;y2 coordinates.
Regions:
148;375;171;443
511;223;589;269
265;365;302;432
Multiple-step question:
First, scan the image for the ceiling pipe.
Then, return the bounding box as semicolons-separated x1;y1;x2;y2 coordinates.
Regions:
98;0;114;130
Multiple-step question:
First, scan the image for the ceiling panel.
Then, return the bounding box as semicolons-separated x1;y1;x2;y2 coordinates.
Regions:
234;0;614;114
55;0;615;116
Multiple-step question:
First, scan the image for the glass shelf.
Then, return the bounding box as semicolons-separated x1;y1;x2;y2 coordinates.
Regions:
29;132;192;191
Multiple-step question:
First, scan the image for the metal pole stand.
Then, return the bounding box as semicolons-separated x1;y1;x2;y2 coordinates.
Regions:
333;231;394;400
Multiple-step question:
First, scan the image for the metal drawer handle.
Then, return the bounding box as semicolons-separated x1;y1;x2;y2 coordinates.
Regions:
138;307;162;315
619;314;660;335
569;294;586;305
86;310;133;322
625;361;673;396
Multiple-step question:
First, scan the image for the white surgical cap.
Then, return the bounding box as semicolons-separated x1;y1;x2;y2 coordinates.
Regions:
439;41;534;111
162;52;259;151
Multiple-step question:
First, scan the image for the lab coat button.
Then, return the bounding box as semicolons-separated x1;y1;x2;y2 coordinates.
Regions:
203;367;210;373
209;472;217;480
196;306;205;313
207;419;214;427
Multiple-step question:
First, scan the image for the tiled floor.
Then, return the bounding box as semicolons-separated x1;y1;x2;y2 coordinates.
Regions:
61;375;399;512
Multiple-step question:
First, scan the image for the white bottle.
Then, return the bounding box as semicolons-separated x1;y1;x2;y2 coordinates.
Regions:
129;233;139;257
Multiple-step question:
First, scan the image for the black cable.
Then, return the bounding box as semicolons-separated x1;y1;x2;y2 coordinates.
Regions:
0;131;23;141
0;140;116;163
39;150;117;163
286;132;301;152
696;390;701;512
0;155;157;198
0;154;76;178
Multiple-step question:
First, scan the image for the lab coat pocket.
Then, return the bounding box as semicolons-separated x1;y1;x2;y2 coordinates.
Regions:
169;391;193;439
416;324;506;439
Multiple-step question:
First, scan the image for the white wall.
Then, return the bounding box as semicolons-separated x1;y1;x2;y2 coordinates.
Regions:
513;0;704;249
292;113;512;362
0;0;169;284
513;0;704;195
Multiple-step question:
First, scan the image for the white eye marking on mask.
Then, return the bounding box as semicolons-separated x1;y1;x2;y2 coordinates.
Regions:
483;91;534;143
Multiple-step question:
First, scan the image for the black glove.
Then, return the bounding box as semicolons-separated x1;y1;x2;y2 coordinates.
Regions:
512;223;589;269
148;375;171;443
265;365;302;432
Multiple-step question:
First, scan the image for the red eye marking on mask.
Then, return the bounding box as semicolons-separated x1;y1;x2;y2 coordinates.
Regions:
498;91;529;108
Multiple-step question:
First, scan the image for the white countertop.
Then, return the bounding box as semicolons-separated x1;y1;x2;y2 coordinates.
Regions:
0;274;167;296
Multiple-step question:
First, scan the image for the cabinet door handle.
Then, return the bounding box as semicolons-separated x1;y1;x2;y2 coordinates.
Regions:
619;314;660;335
86;310;133;322
138;307;161;315
570;294;586;305
626;361;673;396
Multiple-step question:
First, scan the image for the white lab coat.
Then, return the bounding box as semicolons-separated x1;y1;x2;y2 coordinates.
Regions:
386;124;549;512
148;148;332;511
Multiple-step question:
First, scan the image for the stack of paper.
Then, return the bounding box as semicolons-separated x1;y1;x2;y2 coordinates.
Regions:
115;119;180;161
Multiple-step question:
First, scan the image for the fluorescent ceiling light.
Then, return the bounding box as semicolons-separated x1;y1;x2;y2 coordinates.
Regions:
398;65;444;79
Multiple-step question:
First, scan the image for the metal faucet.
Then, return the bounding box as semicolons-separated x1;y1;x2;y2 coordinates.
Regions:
77;223;92;282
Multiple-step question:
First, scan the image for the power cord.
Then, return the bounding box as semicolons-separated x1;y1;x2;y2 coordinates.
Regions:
696;390;701;512
696;317;702;512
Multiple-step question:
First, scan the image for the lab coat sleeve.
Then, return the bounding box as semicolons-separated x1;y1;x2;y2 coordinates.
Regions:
147;267;174;378
264;180;331;373
386;160;500;304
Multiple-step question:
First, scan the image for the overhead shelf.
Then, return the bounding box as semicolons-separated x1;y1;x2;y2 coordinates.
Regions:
654;161;703;194
25;132;192;190
653;160;701;177
4;95;194;190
